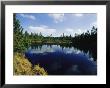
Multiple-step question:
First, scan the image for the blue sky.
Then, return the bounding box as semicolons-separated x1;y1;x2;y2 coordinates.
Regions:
16;13;97;37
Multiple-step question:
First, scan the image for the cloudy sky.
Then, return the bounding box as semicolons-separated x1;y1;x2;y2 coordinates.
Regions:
16;13;97;37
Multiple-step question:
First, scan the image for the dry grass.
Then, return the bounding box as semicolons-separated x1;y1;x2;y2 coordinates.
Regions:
13;53;48;75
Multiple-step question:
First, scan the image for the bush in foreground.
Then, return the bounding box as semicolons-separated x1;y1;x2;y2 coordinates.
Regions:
13;53;48;75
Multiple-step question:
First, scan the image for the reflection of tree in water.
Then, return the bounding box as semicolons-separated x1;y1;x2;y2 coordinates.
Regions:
73;45;97;61
72;26;97;61
25;44;97;75
30;43;96;61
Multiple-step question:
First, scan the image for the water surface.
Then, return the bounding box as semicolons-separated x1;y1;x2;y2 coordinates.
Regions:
25;45;97;75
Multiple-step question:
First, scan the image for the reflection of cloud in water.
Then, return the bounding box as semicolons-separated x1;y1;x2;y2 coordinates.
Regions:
71;65;78;72
66;65;81;75
27;45;95;61
89;57;94;61
28;45;55;54
64;48;95;62
64;47;81;54
75;50;81;54
25;45;97;75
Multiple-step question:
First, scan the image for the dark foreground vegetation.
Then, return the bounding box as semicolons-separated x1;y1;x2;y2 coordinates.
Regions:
13;14;97;75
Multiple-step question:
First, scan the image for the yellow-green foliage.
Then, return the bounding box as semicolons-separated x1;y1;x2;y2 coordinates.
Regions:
13;53;48;75
33;64;48;75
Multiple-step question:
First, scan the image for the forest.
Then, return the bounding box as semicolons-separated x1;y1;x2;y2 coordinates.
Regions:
13;14;97;75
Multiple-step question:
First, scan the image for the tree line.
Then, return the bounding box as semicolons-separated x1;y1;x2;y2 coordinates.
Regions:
14;14;97;54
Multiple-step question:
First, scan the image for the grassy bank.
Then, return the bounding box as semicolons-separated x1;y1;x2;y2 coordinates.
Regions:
13;53;48;75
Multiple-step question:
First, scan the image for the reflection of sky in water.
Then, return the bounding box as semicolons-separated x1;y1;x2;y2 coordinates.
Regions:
25;45;97;75
26;45;94;62
27;45;55;54
27;45;86;55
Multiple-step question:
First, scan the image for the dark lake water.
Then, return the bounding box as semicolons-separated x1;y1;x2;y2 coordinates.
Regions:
25;45;97;75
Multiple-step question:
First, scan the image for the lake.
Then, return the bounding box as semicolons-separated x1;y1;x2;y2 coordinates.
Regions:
25;45;97;75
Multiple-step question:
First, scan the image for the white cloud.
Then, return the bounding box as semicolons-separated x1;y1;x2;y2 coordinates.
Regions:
73;14;83;17
65;28;74;36
65;28;86;36
90;21;97;27
65;28;74;33
19;14;36;20
26;26;87;37
61;28;72;36
77;29;82;34
27;25;56;36
76;29;87;35
48;13;64;23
